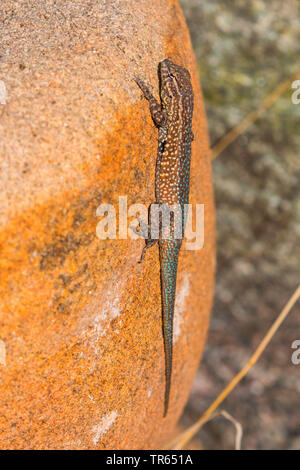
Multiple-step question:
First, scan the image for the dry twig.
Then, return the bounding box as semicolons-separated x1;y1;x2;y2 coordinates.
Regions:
168;285;300;449
211;68;300;159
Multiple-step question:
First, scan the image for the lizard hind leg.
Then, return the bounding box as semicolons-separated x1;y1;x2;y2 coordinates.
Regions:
138;201;160;263
138;237;158;263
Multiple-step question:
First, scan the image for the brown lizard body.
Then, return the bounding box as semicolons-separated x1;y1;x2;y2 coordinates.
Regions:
135;58;194;416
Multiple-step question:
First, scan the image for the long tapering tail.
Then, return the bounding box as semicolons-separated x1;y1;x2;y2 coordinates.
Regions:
159;239;181;417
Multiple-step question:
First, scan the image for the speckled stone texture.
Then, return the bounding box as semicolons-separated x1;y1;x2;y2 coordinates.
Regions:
0;0;215;449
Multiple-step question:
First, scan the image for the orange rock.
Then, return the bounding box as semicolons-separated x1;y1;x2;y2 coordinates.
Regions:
0;0;215;449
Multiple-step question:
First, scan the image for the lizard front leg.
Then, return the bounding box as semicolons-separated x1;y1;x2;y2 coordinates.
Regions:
134;76;166;127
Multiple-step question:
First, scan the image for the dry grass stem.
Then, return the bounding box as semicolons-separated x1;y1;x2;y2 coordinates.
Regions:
168;285;300;450
211;68;300;159
218;410;243;450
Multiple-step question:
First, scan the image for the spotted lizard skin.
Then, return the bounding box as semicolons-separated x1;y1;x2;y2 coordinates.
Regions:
135;58;194;416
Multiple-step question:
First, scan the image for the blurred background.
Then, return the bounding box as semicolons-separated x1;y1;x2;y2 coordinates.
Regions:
179;0;300;450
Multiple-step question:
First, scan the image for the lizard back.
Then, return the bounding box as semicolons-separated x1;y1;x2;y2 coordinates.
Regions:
134;58;194;416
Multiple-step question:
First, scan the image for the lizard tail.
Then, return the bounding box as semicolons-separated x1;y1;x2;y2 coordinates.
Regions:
163;324;172;418
160;240;181;417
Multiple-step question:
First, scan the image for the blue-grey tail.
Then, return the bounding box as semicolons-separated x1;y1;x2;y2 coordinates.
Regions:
160;239;181;417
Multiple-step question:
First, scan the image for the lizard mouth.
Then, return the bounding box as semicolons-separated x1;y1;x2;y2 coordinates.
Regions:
159;58;173;73
159;58;172;72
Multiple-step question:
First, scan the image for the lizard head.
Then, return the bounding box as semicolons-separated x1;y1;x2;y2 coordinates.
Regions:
158;58;193;113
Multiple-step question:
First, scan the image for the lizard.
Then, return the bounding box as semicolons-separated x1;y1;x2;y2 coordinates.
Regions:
134;58;194;417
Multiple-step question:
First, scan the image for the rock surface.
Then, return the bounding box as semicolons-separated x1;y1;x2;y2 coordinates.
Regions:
0;0;215;449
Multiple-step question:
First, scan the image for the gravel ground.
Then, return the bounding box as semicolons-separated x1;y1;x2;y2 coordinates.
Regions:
179;0;300;450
